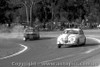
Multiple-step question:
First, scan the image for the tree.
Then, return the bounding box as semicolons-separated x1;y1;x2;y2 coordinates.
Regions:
0;0;10;24
2;0;100;29
0;0;22;27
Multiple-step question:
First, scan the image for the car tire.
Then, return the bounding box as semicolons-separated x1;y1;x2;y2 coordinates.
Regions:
82;42;86;46
58;44;62;48
35;36;40;40
37;36;40;39
77;39;80;46
81;38;86;46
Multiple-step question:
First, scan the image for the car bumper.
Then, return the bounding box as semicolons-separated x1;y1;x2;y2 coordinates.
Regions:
24;34;39;38
57;41;77;46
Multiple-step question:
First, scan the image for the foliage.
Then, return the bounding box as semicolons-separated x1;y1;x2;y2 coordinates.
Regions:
1;0;100;28
0;0;21;27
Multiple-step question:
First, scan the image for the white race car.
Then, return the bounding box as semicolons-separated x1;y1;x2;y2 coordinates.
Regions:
57;28;86;48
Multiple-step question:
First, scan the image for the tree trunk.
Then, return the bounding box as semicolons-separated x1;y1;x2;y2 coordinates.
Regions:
30;2;33;27
22;1;29;26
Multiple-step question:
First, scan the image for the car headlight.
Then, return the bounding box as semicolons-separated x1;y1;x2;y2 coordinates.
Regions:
57;38;63;42
57;37;64;43
68;37;76;43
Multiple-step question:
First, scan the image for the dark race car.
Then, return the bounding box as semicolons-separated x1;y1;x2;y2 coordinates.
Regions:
23;27;40;41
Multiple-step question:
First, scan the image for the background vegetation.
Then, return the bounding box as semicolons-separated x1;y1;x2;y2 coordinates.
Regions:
0;0;100;30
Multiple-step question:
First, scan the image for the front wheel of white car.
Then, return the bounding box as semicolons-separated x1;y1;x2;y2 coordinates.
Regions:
58;44;62;48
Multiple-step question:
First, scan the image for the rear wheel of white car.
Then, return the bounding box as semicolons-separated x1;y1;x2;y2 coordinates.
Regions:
81;38;86;46
77;39;80;46
58;44;62;48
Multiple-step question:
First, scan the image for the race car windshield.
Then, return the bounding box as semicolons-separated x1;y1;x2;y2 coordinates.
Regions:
64;30;79;34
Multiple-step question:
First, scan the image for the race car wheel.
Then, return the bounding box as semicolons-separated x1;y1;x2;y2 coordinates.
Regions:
58;44;62;48
35;37;40;40
37;36;40;39
81;38;86;46
82;42;86;46
77;39;80;46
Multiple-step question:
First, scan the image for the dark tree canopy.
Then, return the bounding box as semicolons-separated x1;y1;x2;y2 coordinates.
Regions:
0;0;9;24
0;0;21;27
0;0;100;27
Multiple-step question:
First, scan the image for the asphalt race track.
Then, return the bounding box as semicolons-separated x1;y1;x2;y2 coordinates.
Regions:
0;31;100;67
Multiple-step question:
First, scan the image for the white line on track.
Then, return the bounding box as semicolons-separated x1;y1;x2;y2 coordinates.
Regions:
40;54;76;63
85;48;96;54
87;36;100;67
86;35;100;38
0;44;28;60
84;37;100;54
39;36;100;63
95;65;100;67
